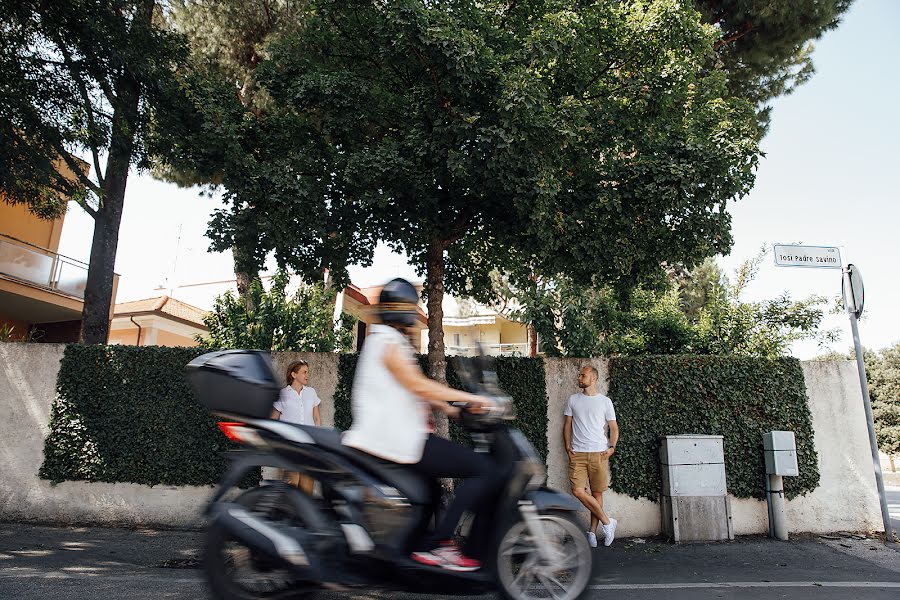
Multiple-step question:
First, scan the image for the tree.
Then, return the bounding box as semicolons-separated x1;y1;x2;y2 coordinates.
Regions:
155;2;335;304
254;0;761;395
694;0;853;126
201;269;354;353
151;1;379;303
672;257;726;321
513;249;836;358
0;0;185;343
871;344;900;470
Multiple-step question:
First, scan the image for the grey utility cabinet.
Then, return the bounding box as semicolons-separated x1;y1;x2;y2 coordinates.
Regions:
660;435;734;542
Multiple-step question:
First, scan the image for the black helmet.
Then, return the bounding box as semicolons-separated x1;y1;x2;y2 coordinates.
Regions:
378;278;420;328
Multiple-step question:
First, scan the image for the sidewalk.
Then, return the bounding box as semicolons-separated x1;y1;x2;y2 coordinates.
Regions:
0;523;897;599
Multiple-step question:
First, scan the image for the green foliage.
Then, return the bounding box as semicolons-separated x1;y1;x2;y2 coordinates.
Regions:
333;353;549;462
513;249;835;358
694;0;853;125
150;1;374;286
39;345;252;487
673;257;726;321
871;344;900;456
252;0;760;300
609;356;819;500
200;269;355;352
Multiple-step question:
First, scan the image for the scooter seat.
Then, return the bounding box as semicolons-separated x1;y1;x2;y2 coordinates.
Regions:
291;424;435;504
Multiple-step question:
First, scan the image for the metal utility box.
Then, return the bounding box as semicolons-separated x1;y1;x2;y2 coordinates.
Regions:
660;435;734;543
763;431;799;476
660;436;727;497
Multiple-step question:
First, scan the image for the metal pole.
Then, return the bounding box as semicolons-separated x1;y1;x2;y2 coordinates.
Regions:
767;474;788;540
848;311;895;544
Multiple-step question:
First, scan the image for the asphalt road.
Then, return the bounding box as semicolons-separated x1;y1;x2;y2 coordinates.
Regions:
886;485;900;536
1;524;898;600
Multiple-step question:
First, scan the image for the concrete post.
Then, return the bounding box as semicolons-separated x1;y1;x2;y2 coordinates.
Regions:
767;474;788;541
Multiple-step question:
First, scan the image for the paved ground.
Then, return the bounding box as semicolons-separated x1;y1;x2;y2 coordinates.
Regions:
0;523;897;600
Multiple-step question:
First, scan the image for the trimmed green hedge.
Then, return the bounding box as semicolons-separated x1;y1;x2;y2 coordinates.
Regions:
40;346;817;503
39;345;253;486
608;356;819;500
333;354;549;462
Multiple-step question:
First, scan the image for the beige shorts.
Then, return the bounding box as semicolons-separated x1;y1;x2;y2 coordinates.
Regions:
568;451;610;493
282;470;315;495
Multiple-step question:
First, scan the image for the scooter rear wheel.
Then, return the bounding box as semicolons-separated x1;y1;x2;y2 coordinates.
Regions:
496;510;592;600
204;485;319;600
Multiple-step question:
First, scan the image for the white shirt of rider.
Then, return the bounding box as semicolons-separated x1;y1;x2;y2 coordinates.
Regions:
343;324;429;463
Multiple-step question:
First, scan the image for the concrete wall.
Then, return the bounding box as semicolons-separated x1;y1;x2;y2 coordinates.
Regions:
0;343;884;535
0;343;340;528
0;342;212;528
543;357;884;536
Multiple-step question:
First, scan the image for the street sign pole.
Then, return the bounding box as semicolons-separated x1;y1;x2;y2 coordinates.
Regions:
842;265;895;544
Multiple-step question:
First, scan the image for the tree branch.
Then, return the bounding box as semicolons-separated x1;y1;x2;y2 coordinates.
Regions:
53;37;106;189
715;21;754;50
46;138;102;218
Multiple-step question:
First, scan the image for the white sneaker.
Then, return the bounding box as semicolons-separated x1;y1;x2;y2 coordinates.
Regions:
602;518;617;547
587;531;598;548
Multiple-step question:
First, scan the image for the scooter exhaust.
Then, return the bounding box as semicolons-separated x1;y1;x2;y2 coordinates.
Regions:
215;504;310;567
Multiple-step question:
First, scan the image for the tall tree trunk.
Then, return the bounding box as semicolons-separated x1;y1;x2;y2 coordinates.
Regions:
79;72;140;344
528;323;537;357
425;237;449;439
232;244;257;312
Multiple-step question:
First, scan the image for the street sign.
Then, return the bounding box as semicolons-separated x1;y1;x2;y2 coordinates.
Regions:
842;263;865;317
773;244;842;269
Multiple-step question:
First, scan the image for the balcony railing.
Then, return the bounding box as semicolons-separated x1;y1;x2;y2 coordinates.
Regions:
0;233;89;300
446;343;529;357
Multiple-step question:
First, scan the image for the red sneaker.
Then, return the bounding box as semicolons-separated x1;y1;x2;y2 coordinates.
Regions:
411;541;480;572
411;549;443;567
431;541;480;572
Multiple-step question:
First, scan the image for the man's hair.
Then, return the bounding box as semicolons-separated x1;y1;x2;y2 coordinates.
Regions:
583;365;599;379
285;359;309;386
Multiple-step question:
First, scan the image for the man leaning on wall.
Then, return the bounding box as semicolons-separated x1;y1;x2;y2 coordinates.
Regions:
563;365;619;548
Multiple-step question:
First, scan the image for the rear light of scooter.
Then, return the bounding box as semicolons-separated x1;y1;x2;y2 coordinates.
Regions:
217;421;253;443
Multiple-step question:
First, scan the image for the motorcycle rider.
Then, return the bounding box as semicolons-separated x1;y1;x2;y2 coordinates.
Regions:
342;278;496;572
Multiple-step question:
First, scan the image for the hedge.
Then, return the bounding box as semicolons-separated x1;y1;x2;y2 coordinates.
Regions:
334;354;550;463
39;345;253;487
40;346;817;502
608;356;819;500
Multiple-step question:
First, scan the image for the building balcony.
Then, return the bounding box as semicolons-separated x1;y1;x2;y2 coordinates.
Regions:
0;233;117;338
446;343;529;357
0;233;88;299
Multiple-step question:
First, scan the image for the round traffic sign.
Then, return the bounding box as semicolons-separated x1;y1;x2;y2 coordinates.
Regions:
842;264;865;317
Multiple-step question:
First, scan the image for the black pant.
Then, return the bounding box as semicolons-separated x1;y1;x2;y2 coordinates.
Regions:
409;435;496;551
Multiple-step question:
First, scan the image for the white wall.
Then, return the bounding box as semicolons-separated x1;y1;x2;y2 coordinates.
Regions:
0;343;884;534
0;343;340;528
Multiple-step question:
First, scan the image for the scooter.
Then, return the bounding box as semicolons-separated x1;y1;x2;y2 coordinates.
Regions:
185;349;591;600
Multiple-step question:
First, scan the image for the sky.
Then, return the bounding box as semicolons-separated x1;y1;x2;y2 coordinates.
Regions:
56;0;899;358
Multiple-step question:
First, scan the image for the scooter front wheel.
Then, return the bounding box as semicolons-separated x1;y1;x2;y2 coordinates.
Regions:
496;510;592;600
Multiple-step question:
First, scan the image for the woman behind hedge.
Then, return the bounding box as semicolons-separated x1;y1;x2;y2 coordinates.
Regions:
271;359;321;494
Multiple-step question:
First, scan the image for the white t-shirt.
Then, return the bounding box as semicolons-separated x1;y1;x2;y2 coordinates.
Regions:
273;385;321;426
342;324;429;464
564;392;617;452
